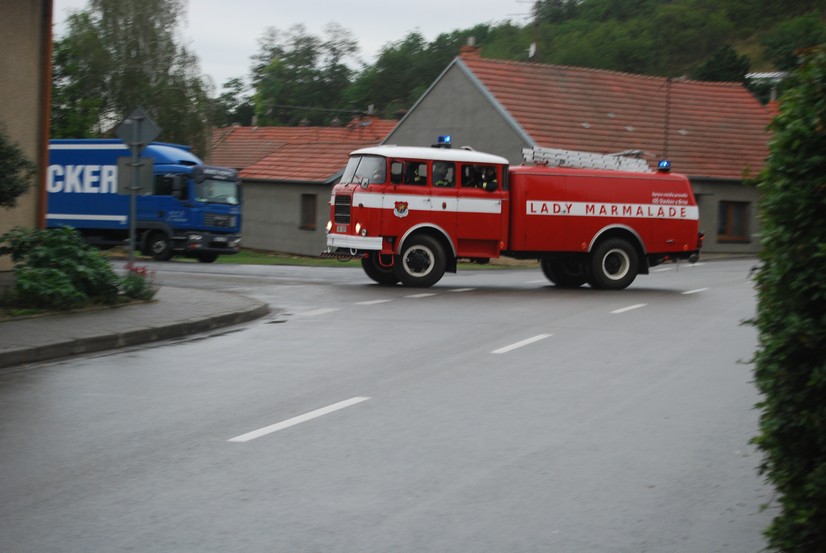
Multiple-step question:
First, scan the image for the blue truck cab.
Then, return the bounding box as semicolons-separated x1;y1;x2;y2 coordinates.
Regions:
47;139;241;262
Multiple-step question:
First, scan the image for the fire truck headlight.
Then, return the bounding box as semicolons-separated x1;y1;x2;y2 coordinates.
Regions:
361;228;368;236
325;220;332;233
355;222;362;235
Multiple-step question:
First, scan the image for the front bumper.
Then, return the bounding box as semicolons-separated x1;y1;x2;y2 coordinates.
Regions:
326;233;383;251
175;232;241;255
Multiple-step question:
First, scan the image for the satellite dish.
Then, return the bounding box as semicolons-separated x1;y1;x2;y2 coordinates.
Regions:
528;42;537;59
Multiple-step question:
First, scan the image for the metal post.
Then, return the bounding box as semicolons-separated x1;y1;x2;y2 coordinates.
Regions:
128;114;143;266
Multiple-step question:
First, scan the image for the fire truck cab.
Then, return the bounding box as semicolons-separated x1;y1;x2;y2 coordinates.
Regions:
324;143;702;290
325;145;511;287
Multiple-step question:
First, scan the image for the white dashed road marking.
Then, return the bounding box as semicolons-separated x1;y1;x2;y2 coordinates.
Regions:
682;288;709;295
492;334;552;354
610;304;647;314
356;299;393;305
228;397;370;443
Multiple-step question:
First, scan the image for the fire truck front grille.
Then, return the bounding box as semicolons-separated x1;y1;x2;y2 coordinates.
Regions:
334;195;351;224
204;213;234;227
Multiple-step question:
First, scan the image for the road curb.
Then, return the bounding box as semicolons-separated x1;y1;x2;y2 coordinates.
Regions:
0;301;270;369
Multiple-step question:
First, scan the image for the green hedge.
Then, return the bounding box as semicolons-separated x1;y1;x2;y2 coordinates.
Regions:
753;46;826;551
0;227;157;311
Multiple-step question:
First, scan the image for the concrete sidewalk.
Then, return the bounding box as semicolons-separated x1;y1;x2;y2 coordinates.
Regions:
0;286;270;369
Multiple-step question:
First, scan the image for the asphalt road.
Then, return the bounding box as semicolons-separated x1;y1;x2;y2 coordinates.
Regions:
0;258;773;552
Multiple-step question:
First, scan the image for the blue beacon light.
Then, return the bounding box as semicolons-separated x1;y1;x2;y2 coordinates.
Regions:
658;160;671;172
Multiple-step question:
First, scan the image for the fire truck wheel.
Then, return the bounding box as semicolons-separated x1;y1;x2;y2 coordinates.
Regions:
361;253;400;285
395;235;446;288
147;231;173;261
541;258;586;288
588;238;638;290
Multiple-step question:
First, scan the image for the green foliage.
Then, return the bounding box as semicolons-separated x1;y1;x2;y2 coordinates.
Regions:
761;14;826;71
693;45;751;82
11;267;86;310
753;45;826;552
120;264;158;301
51;0;213;155
0;227;157;312
250;24;359;126
0;126;36;208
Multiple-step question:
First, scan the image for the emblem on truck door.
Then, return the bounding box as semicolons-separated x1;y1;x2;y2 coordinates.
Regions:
394;201;409;218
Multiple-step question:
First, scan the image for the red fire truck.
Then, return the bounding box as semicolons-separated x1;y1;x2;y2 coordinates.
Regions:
324;142;703;290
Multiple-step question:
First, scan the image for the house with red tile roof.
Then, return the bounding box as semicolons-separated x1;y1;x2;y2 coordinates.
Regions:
207;116;396;255
384;46;774;254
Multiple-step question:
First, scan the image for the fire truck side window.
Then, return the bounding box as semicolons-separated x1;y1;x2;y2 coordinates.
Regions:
462;164;498;190
433;161;455;187
403;162;427;186
390;161;404;184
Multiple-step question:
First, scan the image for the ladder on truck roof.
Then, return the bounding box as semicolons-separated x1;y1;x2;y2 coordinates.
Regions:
522;146;652;173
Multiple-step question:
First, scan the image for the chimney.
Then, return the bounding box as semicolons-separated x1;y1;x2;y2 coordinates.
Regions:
460;36;480;58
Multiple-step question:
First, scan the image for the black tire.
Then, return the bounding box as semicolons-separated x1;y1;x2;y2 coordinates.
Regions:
394;235;446;288
361;252;399;285
540;258;587;288
147;231;173;261
196;253;218;263
587;238;639;290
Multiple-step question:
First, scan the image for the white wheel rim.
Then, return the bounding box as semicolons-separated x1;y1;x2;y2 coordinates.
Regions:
602;248;630;281
402;245;435;277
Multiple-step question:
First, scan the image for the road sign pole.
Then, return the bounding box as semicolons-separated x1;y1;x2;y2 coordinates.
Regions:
114;106;161;268
128;114;142;266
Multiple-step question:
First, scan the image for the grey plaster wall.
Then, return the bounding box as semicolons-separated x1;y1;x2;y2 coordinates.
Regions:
692;179;762;255
241;181;332;256
384;63;529;164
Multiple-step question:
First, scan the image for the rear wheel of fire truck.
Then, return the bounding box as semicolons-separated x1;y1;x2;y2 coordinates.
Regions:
394;235;446;288
540;258;587;288
587;238;638;290
146;231;173;261
361;252;400;285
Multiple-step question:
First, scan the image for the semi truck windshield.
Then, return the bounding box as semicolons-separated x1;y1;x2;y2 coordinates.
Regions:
196;179;239;205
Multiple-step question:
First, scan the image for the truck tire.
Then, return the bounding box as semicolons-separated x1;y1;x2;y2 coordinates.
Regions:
196;253;218;263
587;238;638;290
394;235;446;288
361;253;400;285
147;231;173;261
541;258;586;288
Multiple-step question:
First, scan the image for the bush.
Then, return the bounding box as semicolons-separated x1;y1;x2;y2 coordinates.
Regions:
0;226;158;311
121;263;158;301
0;126;35;208
752;46;826;552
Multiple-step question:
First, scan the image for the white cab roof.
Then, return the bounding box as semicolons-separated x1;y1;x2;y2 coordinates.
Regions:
351;145;509;165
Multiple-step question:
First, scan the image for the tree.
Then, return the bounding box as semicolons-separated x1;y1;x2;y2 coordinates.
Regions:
212;78;254;127
693;45;751;82
251;24;359;126
532;0;581;24
752;45;826;552
0;126;36;209
761;14;826;71
51;0;213;155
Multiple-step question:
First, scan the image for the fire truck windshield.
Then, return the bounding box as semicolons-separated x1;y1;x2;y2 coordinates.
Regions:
340;155;386;185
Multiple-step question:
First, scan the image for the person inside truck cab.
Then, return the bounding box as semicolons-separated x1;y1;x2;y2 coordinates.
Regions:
404;162;427;185
481;167;498;191
433;161;455;187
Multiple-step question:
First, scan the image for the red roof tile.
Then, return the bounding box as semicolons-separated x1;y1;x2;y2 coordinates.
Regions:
209;117;397;182
460;55;773;180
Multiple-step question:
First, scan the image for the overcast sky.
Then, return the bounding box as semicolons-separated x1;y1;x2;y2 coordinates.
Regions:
52;0;531;90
